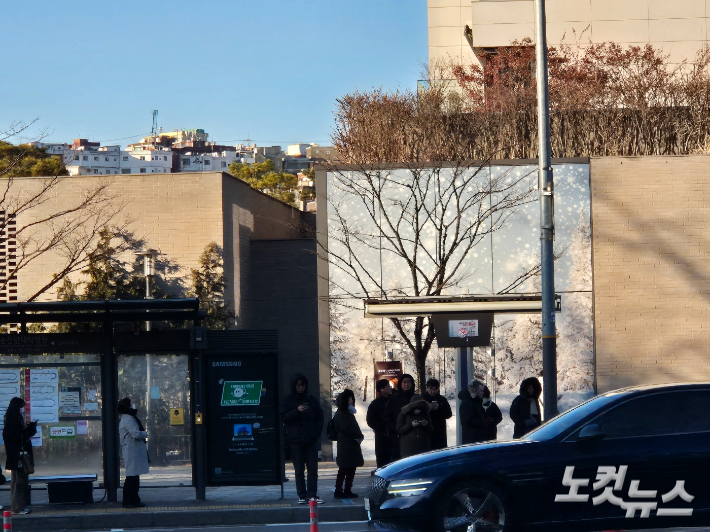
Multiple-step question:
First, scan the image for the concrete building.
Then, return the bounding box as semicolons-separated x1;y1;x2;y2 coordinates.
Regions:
429;0;710;67
12;171;319;401
306;145;341;162
286;144;312;157
56;140;173;176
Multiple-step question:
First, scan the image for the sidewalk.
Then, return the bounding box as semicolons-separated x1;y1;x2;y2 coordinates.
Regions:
8;462;370;531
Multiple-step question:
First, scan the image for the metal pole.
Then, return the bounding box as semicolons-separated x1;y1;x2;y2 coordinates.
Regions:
145;273;153;458
190;348;206;501
455;347;471;445
535;0;558;420
101;320;119;502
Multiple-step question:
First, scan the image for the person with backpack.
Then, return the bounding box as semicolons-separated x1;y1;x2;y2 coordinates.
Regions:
333;389;364;498
280;373;324;504
366;379;393;467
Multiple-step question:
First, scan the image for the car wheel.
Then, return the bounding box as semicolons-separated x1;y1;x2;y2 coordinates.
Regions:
437;481;509;532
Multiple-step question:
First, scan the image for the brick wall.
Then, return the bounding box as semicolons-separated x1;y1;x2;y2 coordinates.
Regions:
591;155;710;391
16;173;224;302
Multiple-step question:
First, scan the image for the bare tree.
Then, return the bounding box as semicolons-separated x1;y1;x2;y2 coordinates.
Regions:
1;121;124;301
321;82;542;389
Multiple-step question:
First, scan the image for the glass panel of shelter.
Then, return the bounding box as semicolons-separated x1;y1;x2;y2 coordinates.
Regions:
0;354;103;480
117;354;191;486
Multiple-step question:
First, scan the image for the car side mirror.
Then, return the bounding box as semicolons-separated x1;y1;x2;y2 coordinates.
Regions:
577;424;605;442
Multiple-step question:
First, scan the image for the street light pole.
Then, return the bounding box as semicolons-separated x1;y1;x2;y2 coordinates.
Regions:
534;0;558;420
135;249;157;454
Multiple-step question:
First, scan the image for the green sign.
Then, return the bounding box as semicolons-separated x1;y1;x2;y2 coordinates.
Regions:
220;381;263;406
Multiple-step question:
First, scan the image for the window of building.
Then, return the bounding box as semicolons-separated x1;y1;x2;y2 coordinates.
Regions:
164;169;168;173
123;156;128;161
221;161;226;168
204;160;210;165
74;155;80;161
105;157;109;161
121;169;131;174
140;168;146;173
83;156;88;161
164;156;168;161
182;158;190;166
94;169;99;174
94;157;99;161
140;156;145;160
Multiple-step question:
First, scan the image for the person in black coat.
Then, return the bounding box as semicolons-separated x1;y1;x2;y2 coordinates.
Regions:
333;389;364;498
421;378;452;450
280;373;324;503
482;386;503;441
366;379;394;468
3;397;37;515
384;373;415;461
510;377;543;439
458;379;488;444
397;395;434;458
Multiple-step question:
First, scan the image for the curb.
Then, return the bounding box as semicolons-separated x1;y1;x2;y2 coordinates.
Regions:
12;504;368;531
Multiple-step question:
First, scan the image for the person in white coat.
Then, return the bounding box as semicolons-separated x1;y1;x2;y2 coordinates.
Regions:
118;397;149;508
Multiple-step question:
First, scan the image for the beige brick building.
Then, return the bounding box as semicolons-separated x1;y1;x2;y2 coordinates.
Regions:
9;172;319;396
591;155;710;391
14;172;310;310
429;0;710;67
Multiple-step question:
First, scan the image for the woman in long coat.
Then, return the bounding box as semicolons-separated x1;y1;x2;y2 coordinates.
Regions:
3;397;36;515
118;397;149;508
333;389;364;498
396;395;434;458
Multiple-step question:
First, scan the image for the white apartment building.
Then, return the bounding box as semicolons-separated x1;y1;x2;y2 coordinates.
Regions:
64;146;172;176
178;151;241;172
429;0;710;67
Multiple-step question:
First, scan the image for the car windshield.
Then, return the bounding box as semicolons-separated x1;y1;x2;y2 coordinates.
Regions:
522;392;623;441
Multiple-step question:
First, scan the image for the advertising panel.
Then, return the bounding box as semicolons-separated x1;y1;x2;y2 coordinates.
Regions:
431;313;494;347
205;353;279;485
374;361;403;396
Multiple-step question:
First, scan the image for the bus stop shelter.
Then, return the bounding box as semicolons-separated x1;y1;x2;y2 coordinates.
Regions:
363;294;562;444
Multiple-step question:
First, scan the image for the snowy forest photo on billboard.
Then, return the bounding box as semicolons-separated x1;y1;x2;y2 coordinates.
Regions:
325;162;593;401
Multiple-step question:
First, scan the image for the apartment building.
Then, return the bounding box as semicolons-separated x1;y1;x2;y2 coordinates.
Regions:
32;140;173;176
430;0;710;67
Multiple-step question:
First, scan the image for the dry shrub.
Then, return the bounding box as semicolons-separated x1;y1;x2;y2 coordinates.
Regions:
334;40;710;162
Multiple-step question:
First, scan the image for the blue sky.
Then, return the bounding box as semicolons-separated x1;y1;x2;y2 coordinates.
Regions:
1;0;427;148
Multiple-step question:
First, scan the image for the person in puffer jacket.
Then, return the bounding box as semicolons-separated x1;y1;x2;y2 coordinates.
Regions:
396;395;434;458
510;377;542;439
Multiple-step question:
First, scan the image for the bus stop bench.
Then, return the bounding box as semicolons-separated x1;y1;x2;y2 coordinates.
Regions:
29;475;97;504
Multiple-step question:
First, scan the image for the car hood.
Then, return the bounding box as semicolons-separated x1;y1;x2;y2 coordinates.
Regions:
376;439;536;478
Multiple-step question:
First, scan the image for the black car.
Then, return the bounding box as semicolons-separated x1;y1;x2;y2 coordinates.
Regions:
367;383;710;532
